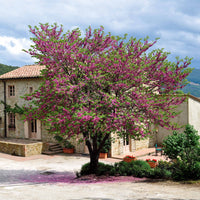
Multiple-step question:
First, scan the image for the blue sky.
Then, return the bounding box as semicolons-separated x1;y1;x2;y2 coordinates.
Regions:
0;0;200;68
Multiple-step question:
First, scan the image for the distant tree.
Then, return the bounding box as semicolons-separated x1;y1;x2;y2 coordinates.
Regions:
24;23;192;173
0;63;18;75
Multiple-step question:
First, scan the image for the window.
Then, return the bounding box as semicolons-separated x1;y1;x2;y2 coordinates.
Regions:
8;85;15;97
31;119;37;133
29;87;33;93
8;113;15;129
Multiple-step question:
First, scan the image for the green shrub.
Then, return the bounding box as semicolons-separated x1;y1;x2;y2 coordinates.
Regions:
80;162;91;176
163;124;200;181
113;160;152;177
131;160;151;170
79;160;174;179
152;167;172;179
157;160;173;171
96;162;114;176
113;161;129;176
79;162;114;176
171;160;200;181
163;124;200;161
163;131;185;160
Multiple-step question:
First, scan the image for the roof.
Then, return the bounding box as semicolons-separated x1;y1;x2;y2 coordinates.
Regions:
0;64;45;80
187;94;200;103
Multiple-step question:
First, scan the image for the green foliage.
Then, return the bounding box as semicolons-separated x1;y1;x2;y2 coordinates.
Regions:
0;101;25;114
0;63;19;75
97;133;111;153
163;131;185;160
171;160;200;181
152;168;172;179
130;160;151;170
63;140;75;149
53;134;75;149
95;162;114;176
53;135;63;143
152;160;173;179
163;124;200;161
79;157;200;181
79;159;200;181
79;162;114;176
163;124;200;181
80;162;91;176
79;161;153;177
157;160;173;171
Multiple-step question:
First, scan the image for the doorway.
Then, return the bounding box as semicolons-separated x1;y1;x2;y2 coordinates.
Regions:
123;135;130;153
24;119;41;140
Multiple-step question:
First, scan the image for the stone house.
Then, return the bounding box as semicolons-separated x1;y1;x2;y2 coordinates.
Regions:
0;65;49;140
156;94;200;145
0;65;199;156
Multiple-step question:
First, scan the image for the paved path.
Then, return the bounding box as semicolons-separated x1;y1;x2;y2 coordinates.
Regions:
0;148;168;186
0;150;199;200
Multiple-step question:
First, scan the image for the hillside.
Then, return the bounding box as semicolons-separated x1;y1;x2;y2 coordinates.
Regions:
182;68;200;97
0;63;19;75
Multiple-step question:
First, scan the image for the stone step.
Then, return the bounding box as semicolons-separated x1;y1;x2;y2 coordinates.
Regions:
49;144;62;148
49;147;63;151
49;144;62;150
42;150;63;155
43;143;63;155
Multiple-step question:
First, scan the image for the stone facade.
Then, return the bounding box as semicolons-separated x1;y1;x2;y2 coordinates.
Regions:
0;75;87;155
0;78;58;143
188;96;200;133
157;95;200;145
111;132;152;156
1;67;199;157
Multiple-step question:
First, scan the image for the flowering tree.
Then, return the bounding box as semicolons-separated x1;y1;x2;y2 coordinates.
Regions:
24;24;192;173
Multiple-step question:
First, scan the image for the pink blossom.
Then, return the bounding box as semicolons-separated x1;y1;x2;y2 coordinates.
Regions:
24;23;191;167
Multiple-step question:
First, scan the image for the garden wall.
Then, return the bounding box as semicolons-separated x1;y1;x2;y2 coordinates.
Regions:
0;139;43;156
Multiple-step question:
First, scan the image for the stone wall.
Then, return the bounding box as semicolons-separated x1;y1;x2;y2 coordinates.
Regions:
0;81;4;137
0;78;43;139
0;140;43;156
71;137;85;154
134;138;150;150
111;133;151;156
188;96;200;135
157;100;188;145
156;95;200;144
111;133;123;156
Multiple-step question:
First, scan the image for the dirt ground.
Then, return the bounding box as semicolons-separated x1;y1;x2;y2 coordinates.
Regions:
0;153;199;200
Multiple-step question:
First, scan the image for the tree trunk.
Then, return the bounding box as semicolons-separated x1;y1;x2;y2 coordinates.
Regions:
82;130;109;174
83;133;100;174
89;150;99;174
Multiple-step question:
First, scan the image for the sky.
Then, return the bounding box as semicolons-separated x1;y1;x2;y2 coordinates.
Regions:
0;0;200;69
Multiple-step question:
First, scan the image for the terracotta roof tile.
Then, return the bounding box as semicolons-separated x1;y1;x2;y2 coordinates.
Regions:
0;65;45;79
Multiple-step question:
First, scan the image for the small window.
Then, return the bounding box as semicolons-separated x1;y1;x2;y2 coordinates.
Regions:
8;85;15;97
29;87;33;93
8;113;15;129
31;119;37;133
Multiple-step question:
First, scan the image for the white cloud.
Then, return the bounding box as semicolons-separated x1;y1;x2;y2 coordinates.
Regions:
0;36;32;55
0;0;200;67
155;30;200;58
0;35;34;66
